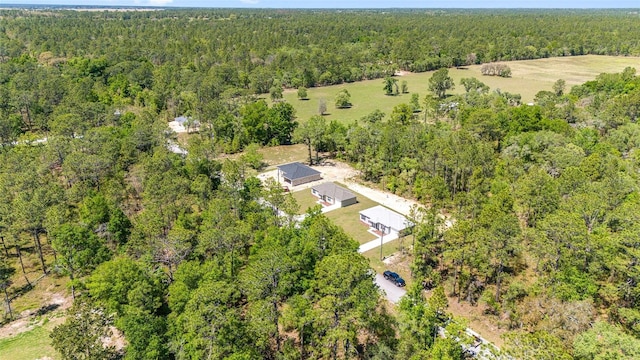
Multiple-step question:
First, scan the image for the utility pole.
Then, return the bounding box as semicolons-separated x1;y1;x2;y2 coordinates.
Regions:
379;226;385;261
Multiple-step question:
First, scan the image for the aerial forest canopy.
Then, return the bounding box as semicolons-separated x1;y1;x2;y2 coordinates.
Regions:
2;7;640;360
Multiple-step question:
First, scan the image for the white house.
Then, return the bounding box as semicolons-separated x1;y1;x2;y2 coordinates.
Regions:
311;182;357;208
359;205;412;235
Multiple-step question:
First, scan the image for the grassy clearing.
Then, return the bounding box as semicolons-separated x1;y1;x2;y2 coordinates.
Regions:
258;144;308;168
323;188;379;245
280;55;640;124
0;321;59;360
291;189;321;215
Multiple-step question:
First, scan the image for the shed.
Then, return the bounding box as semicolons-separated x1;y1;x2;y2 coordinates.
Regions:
169;116;200;133
311;182;357;207
277;162;322;186
359;205;412;235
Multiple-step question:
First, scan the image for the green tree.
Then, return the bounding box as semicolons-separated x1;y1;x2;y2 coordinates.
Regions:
553;79;566;96
460;77;489;94
401;80;409;93
0;259;15;320
429;68;454;99
297;86;308;100
390;103;415;125
266;101;297;145
269;82;283;102
51;224;110;299
242;245;292;355
574;321;640;359
294;115;327;165
50;301;118;360
334;89;351;108
383;77;398;96
410;93;421;112
170;277;253;359
311;253;381;359
396;283;439;357
89;258;168;360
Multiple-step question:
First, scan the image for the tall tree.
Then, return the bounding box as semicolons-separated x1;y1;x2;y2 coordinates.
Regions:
334;89;352;108
51;224;110;299
0;259;15;320
50;301;118;360
383;77;398;96
429;68;455;99
242;245;292;355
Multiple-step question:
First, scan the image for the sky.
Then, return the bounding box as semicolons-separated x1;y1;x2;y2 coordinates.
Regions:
2;0;639;9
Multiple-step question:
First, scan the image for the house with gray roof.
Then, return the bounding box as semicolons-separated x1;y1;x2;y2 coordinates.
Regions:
311;182;357;208
359;205;413;235
277;162;322;186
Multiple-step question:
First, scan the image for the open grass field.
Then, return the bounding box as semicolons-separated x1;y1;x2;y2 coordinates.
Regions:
279;55;640;124
0;321;59;360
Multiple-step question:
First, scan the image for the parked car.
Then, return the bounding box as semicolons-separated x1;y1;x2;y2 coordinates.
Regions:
383;270;406;287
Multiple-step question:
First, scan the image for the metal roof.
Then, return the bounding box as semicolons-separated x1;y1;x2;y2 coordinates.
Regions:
312;182;356;202
359;205;412;232
277;162;320;180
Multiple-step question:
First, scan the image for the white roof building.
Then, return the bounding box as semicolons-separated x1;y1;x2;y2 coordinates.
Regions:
359;205;413;235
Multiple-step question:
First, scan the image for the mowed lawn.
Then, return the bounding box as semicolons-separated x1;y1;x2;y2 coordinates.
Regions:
321;186;380;245
291;185;380;244
0;322;59;360
279;55;640;124
291;189;322;215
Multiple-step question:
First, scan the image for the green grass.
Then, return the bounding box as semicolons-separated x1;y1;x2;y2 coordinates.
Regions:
323;187;380;245
362;237;414;287
0;322;59;360
278;55;640;125
291;189;321;215
258;144;309;168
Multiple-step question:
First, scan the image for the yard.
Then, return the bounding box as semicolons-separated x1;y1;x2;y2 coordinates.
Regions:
291;189;322;215
363;240;413;286
321;187;380;245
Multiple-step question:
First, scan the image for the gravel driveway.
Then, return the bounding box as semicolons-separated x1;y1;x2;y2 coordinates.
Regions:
375;273;407;303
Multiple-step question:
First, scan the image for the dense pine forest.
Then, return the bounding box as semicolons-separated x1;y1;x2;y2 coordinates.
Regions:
1;7;640;360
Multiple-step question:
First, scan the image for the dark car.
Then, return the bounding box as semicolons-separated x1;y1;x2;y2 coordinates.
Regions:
383;270;406;287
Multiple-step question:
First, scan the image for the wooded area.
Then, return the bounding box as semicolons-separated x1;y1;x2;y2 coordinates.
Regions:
1;8;640;360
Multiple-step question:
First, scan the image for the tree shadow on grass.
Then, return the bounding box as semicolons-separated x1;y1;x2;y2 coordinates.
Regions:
34;303;60;317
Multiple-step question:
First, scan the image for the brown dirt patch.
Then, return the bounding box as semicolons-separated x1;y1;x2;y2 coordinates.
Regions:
443;294;506;347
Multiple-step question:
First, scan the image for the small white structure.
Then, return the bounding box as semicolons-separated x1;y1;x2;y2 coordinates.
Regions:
168;116;200;133
359;205;412;235
311;182;357;208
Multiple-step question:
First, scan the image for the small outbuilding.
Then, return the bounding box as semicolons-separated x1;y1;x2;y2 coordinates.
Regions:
277;162;322;186
359;205;412;236
311;182;357;208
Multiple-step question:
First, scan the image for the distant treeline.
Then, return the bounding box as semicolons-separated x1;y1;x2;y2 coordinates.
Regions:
1;9;640;91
